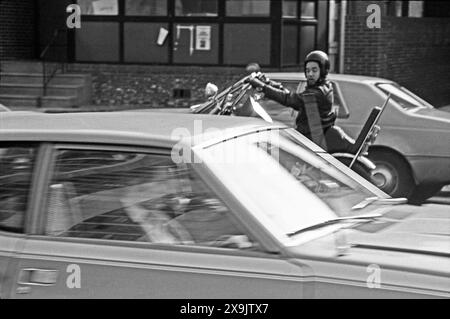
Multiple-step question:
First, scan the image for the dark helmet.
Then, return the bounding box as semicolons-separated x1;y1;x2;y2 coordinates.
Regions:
245;62;261;74
304;50;330;78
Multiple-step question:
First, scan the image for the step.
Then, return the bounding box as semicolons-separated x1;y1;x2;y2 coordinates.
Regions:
0;94;79;108
0;60;64;74
0;83;85;98
1;60;45;73
1;72;92;86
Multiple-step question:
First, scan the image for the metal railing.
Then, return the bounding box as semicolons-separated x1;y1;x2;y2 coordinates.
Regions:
39;28;67;106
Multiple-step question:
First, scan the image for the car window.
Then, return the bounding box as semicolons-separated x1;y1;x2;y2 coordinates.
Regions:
376;83;434;110
196;129;385;245
44;148;255;250
330;82;350;118
0;145;36;233
257;141;372;216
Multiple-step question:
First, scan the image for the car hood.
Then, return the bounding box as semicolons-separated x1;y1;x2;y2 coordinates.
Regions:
346;203;450;256
289;203;450;261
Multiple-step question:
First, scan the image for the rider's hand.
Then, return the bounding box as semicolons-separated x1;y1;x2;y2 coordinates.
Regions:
247;77;266;91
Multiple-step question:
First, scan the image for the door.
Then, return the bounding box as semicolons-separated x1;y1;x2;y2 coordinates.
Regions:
0;143;38;298
10;144;307;298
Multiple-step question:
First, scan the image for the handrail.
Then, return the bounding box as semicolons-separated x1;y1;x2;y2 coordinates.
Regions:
39;28;67;107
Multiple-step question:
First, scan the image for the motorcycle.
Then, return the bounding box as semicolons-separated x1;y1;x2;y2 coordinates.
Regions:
191;72;389;182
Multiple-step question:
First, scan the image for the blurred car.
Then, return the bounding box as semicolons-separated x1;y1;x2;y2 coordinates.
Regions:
0;103;11;112
245;72;450;201
0;111;449;298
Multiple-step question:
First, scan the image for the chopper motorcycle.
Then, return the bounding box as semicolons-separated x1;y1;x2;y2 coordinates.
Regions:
191;72;390;183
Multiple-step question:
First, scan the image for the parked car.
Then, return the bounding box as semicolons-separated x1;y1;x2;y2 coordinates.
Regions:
0;111;448;298
0;103;10;112
219;72;450;201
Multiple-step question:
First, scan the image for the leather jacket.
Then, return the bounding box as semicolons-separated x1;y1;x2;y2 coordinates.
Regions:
262;79;336;136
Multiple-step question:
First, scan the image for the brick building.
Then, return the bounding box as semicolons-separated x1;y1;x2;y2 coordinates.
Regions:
0;0;449;108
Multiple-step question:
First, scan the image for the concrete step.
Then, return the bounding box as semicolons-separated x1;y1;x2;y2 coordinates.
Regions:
0;94;39;107
1;60;45;73
1;72;92;86
0;83;85;98
0;94;79;108
0;60;64;74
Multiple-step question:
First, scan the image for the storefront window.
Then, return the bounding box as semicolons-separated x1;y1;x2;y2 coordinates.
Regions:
78;0;118;15
299;25;316;63
283;0;298;18
173;24;219;64
283;25;298;64
175;0;218;16
125;0;167;16
301;1;316;18
124;23;169;63
226;0;270;17
223;24;271;65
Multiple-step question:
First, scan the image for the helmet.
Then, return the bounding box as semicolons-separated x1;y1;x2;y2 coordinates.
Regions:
245;62;261;74
304;50;330;78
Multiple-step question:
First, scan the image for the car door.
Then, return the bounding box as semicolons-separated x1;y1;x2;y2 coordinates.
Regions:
0;143;39;298
10;143;308;298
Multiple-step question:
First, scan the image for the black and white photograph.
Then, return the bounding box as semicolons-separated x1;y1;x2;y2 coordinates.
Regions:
0;0;449;302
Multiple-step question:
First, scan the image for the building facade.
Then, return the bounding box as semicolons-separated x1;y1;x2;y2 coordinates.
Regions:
1;0;449;107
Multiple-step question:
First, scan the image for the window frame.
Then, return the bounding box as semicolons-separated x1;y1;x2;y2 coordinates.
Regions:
0;142;51;236
71;0;328;68
31;142;267;253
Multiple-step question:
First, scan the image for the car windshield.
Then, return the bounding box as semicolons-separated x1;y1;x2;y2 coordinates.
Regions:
377;83;434;110
194;128;388;246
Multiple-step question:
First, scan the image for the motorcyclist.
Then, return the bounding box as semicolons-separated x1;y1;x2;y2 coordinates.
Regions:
247;50;355;153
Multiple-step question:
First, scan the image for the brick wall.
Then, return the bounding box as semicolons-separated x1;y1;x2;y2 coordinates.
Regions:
345;1;450;107
0;0;36;60
67;64;254;108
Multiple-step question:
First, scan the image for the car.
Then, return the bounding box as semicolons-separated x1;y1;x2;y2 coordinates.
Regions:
0;103;11;112
0;111;449;298
256;72;450;202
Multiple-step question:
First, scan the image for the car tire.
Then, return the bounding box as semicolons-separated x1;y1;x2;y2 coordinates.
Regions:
368;150;415;198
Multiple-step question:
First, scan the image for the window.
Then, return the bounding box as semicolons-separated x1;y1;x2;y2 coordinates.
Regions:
0;146;36;233
387;1;424;17
301;0;316;18
45;149;253;249
125;0;167;16
175;0;218;16
223;24;271;65
377;83;433;110
226;0;270;17
78;0;118;15
331;82;350;118
283;0;298;18
257;141;373;217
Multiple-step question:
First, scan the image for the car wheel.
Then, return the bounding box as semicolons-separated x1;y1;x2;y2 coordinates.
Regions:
368;150;415;198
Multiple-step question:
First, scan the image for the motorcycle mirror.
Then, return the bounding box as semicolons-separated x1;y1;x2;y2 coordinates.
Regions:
250;96;273;123
205;82;218;99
